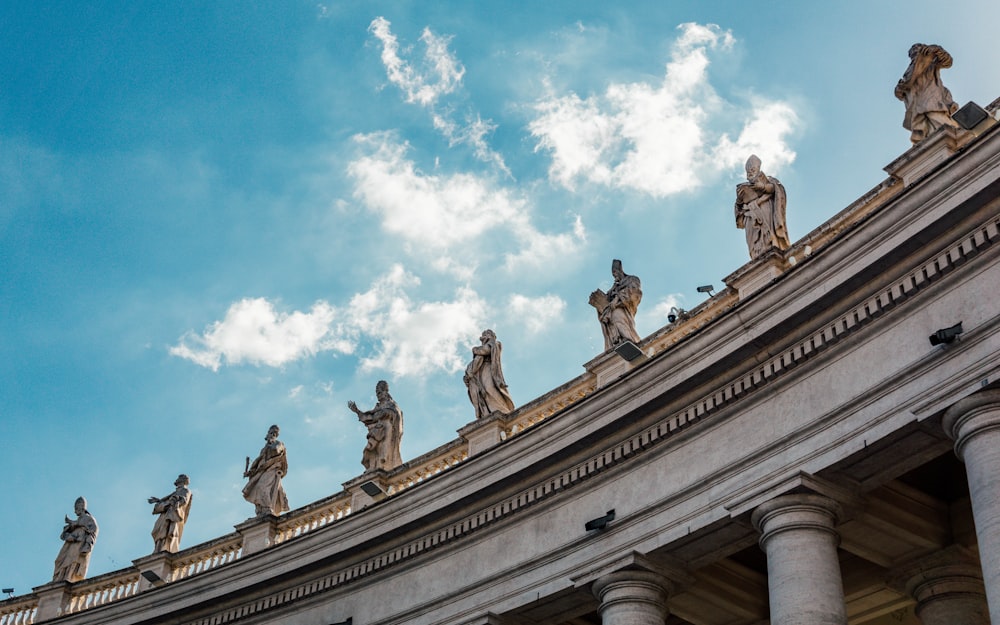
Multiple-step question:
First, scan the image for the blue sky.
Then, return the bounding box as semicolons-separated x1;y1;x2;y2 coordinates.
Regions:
2;1;998;595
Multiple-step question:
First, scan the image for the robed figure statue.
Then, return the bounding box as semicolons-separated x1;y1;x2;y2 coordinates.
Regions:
148;474;193;553
243;425;289;517
735;154;790;261
464;329;515;419
349;381;404;473
53;497;99;582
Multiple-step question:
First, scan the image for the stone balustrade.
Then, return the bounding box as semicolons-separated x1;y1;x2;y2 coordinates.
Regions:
0;596;37;625
63;571;140;615
169;533;244;581
386;439;468;495
275;494;352;544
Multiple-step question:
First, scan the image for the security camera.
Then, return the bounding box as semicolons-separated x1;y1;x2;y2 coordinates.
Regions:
929;322;963;346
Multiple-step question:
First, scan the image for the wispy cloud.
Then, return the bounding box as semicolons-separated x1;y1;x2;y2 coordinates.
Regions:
507;294;567;334
369;17;508;173
369;16;464;107
529;23;799;197
347;132;585;276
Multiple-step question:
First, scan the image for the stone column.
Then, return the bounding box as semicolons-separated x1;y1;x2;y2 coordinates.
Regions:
943;389;1000;623
905;561;989;625
751;494;846;625
592;569;671;625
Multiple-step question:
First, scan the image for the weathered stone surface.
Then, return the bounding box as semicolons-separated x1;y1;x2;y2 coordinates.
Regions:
895;43;960;144
148;474;192;553
243;425;289;517
735;154;790;261
590;259;642;351
52;497;98;583
464;329;515;419
349;380;403;472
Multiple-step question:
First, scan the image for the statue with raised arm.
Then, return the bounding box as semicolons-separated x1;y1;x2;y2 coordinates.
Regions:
148;474;193;553
242;425;289;517
348;381;403;472
52;497;99;582
589;259;642;351
895;43;959;144
735;154;790;261
464;329;515;419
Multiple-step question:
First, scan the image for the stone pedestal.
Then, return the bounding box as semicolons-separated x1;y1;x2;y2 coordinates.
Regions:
942;390;1000;623
724;248;788;300
884;125;974;187
32;581;71;622
752;494;846;625
458;413;510;457
344;471;391;512
235;514;280;556
133;551;174;591
592;569;671;625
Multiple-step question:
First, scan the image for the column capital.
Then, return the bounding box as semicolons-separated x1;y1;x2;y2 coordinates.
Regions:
592;568;671;625
751;493;842;548
942;389;1000;460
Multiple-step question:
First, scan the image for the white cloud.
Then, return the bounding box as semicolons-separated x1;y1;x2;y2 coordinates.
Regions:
168;298;344;371
171;266;488;378
368;17;464;107
288;385;304;398
713;100;800;173
368;18;508;172
507;294;567;334
347;272;488;376
529;22;799;197
347;133;585;275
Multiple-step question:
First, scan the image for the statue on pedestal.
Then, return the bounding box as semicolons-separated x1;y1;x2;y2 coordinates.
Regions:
349;381;403;472
243;425;289;517
589;259;642;351
148;474;193;553
735;154;790;261
464;329;515;419
895;43;959;144
52;497;99;583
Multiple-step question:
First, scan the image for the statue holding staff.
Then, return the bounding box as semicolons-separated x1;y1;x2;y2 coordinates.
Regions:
242;425;289;517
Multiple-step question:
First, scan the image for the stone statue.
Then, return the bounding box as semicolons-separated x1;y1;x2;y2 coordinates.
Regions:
348;381;403;472
242;425;289;517
895;43;959;144
52;497;99;583
464;329;515;419
589;259;642;351
148;474;193;553
735;154;790;260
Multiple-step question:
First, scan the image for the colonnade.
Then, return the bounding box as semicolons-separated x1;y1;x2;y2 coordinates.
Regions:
586;389;1000;625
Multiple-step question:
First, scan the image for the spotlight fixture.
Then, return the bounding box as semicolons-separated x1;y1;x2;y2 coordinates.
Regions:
585;509;616;532
2;588;14;598
667;306;683;324
329;619;353;625
140;571;164;586
360;481;387;500
953;102;989;130
929;322;963;346
696;284;715;296
613;341;646;363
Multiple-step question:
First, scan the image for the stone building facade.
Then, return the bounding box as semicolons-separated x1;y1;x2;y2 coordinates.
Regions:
4;103;1000;625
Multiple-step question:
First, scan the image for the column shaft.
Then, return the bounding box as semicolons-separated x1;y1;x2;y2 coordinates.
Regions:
752;494;846;625
943;390;1000;623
